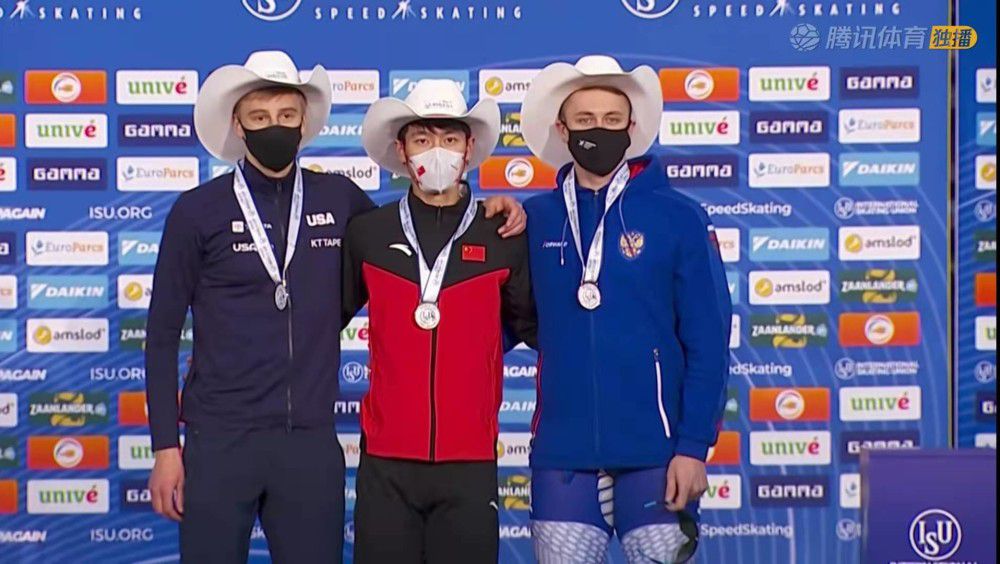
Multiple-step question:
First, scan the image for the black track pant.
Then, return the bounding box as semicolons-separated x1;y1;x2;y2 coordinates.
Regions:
180;426;346;563
353;452;499;564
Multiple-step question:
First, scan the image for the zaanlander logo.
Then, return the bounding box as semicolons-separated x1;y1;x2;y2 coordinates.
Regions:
748;270;829;305
750;431;831;466
749;313;829;348
299;157;380;191
500;111;525;147
659;111;740;145
839;151;920;186
839;269;918;304
29;392;110;426
25;113;108;148
749;66;830;102
839;226;920;261
748;152;829;189
839;386;921;422
839;108;921;144
663;155;738;188
498;473;530;510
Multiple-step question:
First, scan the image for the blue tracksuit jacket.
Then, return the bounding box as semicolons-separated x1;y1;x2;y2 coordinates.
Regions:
524;155;732;470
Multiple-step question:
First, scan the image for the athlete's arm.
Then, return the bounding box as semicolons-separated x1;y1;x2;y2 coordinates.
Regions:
145;198;201;453
145;197;202;522
340;182;377;329
500;233;538;350
672;212;733;462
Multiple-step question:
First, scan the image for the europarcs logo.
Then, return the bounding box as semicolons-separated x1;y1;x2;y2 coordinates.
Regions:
621;0;681;19
242;0;302;21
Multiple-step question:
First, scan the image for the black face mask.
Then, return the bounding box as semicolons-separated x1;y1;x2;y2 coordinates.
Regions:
241;124;302;172
566;126;632;177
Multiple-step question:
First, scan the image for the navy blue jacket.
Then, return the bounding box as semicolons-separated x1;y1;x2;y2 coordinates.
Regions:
145;163;374;451
524;156;731;470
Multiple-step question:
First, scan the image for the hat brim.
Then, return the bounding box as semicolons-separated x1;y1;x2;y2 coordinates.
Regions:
521;63;662;169
361;97;500;178
194;64;333;163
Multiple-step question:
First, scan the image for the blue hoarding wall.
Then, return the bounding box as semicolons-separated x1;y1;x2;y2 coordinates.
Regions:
0;1;955;562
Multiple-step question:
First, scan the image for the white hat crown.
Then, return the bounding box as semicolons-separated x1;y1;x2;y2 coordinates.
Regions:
403;79;470;118
573;55;628;76
242;50;302;86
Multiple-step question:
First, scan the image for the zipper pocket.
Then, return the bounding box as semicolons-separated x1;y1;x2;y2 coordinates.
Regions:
653;348;671;439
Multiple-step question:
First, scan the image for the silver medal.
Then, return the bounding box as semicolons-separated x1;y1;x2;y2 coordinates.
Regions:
414;302;441;330
274;284;289;311
577;282;602;310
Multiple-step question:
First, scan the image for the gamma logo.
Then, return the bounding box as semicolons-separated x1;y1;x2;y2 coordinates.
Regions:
909;509;962;562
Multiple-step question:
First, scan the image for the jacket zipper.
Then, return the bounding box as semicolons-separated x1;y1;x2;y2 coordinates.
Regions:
589;189;602;457
653;348;671;439
428;327;439;460
275;182;293;432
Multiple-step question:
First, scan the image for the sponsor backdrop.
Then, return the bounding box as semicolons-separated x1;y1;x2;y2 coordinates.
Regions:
0;0;975;562
955;0;996;450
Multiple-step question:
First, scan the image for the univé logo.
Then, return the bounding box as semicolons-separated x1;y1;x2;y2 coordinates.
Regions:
839;386;921;422
909;509;962;562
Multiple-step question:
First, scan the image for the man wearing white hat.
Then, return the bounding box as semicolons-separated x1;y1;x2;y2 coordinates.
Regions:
520;55;732;563
342;79;536;563
145;52;524;563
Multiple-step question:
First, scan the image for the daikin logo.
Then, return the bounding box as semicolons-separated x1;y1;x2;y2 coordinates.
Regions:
839;152;919;186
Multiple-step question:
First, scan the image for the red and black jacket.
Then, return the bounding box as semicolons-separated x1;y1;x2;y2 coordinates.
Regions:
342;190;536;462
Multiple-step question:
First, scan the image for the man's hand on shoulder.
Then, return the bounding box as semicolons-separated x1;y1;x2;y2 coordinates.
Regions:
483;195;526;238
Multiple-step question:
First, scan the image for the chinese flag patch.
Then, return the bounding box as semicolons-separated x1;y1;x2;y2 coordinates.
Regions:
462;244;486;262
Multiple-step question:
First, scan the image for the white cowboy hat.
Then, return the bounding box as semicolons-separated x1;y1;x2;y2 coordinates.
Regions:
361;79;500;177
521;55;662;168
194;50;332;162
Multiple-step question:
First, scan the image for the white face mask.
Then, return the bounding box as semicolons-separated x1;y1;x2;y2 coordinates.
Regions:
408;147;466;194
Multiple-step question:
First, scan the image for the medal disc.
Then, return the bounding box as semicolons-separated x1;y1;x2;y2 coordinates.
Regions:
414;302;441;330
577;282;601;310
275;284;289;311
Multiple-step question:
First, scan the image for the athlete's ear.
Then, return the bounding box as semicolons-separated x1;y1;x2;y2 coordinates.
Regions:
464;136;475;164
233;114;246;140
555;120;569;144
394;139;407;166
